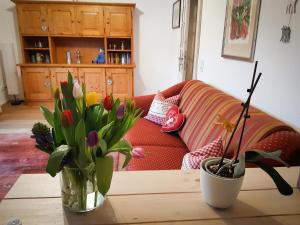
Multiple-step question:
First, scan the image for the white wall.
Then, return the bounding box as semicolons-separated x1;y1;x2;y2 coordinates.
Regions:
0;0;182;97
81;0;182;94
197;0;300;131
0;0;23;100
0;58;8;108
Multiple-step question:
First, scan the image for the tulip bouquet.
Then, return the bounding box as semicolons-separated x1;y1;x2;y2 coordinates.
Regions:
31;72;141;212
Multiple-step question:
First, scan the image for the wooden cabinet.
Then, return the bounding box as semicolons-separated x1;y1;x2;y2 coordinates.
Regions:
48;6;75;35
105;7;132;36
17;4;48;34
79;68;106;100
50;68;78;91
76;6;105;36
106;68;133;101
21;67;52;101
15;1;135;103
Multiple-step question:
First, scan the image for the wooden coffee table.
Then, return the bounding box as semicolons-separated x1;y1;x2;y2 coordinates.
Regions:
0;167;299;225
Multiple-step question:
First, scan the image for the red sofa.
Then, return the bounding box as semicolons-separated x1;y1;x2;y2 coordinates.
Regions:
118;80;300;170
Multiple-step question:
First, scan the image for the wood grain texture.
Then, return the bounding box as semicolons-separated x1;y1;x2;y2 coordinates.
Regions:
17;63;136;68
5;167;300;199
106;68;133;101
1;190;300;225
76;6;105;36
79;68;106;100
21;67;52;101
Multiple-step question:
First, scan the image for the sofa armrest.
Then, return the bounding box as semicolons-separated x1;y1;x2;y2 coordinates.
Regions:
248;130;300;166
134;81;188;116
134;94;155;117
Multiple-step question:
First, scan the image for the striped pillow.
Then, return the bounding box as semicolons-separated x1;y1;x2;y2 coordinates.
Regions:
144;93;180;125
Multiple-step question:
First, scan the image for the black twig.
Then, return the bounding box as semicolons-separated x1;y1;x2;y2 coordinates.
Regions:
217;61;262;170
234;73;262;162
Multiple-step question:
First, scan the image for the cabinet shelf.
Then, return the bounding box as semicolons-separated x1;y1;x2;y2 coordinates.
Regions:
24;48;50;51
107;49;131;52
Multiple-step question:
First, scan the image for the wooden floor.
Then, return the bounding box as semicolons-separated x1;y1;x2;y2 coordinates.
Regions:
0;102;53;134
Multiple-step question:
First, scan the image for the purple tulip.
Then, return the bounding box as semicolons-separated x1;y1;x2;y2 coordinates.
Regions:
87;131;98;147
117;104;125;120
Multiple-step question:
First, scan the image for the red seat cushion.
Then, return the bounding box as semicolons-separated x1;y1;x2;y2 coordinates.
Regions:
127;146;189;170
125;118;187;148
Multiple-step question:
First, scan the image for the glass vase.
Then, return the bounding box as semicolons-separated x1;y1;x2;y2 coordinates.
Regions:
60;166;105;213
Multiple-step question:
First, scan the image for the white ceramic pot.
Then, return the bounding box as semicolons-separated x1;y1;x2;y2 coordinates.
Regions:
200;157;244;209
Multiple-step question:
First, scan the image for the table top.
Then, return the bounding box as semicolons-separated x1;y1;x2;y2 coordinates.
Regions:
0;167;299;225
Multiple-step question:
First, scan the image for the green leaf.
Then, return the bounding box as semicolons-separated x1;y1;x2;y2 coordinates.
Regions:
233;153;245;178
109;139;132;153
75;119;85;145
247;160;293;196
95;156;114;196
60;72;78;123
246;150;289;167
98;121;114;139
81;83;87;120
46;145;71;177
99;139;107;154
40;106;54;127
53;103;64;146
120;150;132;169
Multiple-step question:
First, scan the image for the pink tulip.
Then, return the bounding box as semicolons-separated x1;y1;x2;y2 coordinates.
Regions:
132;147;145;159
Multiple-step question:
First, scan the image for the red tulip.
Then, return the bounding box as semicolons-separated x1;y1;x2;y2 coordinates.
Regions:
61;81;68;87
61;110;73;127
104;96;113;110
132;147;145;159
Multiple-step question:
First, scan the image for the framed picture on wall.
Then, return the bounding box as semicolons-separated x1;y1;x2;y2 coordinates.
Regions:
172;0;181;29
221;0;261;61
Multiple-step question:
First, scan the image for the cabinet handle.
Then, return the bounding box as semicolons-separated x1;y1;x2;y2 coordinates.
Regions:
107;79;113;86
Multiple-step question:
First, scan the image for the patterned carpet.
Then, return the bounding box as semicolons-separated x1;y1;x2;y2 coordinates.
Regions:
0;134;48;201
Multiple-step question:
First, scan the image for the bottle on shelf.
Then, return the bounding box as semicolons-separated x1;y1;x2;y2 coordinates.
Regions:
121;54;126;65
66;50;72;64
116;53;120;64
126;53;131;64
75;50;81;64
45;54;50;64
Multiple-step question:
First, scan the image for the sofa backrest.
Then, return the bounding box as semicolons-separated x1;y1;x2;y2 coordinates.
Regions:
178;80;294;156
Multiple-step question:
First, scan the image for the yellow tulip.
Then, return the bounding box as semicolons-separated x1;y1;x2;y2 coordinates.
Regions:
86;92;98;106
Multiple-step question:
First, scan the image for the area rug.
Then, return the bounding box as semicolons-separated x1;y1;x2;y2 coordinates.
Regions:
0;134;48;201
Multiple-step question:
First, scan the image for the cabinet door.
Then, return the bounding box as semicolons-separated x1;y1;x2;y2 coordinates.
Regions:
76;6;105;36
79;68;106;100
106;68;133;101
17;4;48;34
48;6;75;35
21;67;52;101
105;7;132;37
50;68;78;92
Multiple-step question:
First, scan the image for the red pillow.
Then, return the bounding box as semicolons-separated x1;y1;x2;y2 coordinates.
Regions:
161;105;185;133
144;92;180;125
181;137;224;170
